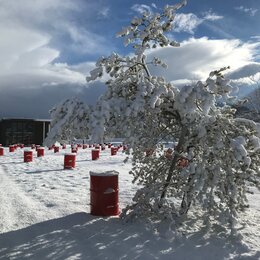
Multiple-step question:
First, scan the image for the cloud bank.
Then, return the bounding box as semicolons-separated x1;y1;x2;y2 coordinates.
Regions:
0;1;259;118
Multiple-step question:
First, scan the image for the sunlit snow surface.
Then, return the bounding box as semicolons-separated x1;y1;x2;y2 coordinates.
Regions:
0;146;259;259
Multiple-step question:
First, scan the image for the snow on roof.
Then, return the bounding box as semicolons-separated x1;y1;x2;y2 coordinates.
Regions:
0;117;51;122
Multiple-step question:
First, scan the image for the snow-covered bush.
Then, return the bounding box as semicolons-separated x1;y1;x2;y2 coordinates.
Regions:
44;97;90;146
86;0;260;234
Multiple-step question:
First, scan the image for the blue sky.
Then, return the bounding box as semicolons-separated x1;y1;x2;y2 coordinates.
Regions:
0;0;259;118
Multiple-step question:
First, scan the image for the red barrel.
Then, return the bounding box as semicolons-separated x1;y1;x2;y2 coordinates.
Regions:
9;145;15;152
92;149;100;160
90;171;119;216
71;146;78;153
64;153;76;169
54;146;59;153
111;147;117;156
24;150;33;162
37;147;44;157
0;147;4;156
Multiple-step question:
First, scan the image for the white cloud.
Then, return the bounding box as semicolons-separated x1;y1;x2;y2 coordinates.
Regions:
203;11;223;21
173;10;223;34
235;6;258;16
0;0;99;118
174;13;202;34
0;0;109;86
146;37;260;85
98;7;110;18
151;3;157;9
251;36;260;41
131;4;153;14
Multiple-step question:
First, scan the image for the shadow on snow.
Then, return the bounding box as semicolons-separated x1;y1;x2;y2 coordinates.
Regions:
0;212;258;260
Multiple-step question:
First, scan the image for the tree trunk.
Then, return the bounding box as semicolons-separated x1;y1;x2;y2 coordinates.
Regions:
159;126;188;203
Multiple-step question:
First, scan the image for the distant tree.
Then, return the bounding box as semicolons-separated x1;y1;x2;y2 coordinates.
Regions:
86;0;260;235
43;98;90;146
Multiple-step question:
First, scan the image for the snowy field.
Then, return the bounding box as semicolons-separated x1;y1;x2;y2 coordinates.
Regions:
0;145;259;259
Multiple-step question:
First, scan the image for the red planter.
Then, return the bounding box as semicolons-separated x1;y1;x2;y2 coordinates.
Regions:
111;147;117;156
54;146;60;153
64;153;76;169
90;171;119;216
92;149;100;160
0;147;4;156
37;147;44;157
9;145;15;152
24;150;33;162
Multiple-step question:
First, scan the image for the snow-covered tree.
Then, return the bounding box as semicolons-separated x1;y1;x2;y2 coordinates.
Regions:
86;0;260;234
44;97;90;146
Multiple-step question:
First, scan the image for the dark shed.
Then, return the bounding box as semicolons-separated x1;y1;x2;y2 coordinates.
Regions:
0;118;51;146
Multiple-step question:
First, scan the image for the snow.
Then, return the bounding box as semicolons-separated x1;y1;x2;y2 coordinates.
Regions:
0;145;259;259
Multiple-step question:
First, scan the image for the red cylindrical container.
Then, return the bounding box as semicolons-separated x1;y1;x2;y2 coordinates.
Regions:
36;145;40;151
24;150;33;162
20;144;24;149
71;146;78;153
37;147;44;157
0;147;4;156
54;146;59;153
145;148;154;157
111;147;117;156
64;153;76;169
92;149;100;160
9;145;15;152
90;171;119;216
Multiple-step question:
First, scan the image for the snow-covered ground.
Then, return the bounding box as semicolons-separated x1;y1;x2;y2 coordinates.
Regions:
0;145;259;259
